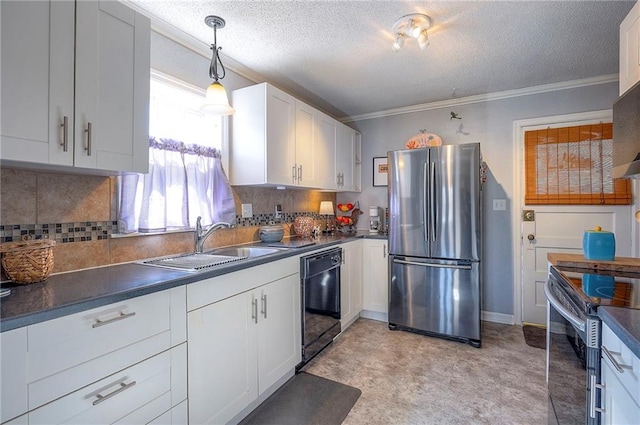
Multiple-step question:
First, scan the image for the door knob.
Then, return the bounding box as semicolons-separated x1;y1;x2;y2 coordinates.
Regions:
527;234;535;241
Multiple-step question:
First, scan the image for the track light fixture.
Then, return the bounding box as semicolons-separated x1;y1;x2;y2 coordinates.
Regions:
391;13;432;52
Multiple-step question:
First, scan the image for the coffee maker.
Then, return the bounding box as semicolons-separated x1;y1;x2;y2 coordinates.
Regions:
369;206;381;233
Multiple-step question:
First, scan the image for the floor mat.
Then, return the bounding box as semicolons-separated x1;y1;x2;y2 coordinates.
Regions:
239;372;361;425
523;325;546;349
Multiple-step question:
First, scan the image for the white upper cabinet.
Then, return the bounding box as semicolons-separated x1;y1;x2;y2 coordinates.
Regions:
335;125;361;192
230;82;360;191
0;0;150;174
620;0;640;95
231;83;296;186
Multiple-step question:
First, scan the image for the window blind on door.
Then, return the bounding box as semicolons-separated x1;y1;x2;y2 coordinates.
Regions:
524;123;631;205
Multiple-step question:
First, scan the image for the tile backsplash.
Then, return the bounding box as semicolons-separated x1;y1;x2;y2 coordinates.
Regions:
0;168;335;273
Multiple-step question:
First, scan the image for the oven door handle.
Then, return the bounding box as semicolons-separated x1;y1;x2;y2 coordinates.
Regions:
544;280;586;332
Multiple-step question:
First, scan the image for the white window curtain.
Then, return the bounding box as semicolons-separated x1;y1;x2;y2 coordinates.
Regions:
118;137;236;233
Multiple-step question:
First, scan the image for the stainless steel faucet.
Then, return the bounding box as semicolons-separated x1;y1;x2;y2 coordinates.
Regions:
194;216;232;253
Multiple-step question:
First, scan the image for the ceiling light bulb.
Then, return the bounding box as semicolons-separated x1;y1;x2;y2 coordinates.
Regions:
201;81;235;115
392;34;405;51
417;30;429;49
405;19;421;38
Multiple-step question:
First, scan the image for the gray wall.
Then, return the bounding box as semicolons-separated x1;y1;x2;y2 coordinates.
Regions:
340;82;621;317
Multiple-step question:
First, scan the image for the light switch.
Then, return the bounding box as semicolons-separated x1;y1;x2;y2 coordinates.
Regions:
241;203;253;218
492;199;507;211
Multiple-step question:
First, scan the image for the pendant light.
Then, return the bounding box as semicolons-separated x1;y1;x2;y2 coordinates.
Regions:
201;15;235;115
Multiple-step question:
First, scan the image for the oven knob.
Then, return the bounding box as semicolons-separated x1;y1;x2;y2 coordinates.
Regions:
332;255;341;264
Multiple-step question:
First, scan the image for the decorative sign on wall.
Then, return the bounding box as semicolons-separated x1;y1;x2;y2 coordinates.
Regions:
406;130;442;149
373;157;388;186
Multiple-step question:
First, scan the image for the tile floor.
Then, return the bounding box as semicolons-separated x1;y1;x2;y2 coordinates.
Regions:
302;319;547;425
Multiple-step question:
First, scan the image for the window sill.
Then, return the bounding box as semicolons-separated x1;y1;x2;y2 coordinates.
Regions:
110;228;194;239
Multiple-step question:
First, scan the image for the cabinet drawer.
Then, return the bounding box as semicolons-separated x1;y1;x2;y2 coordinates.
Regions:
602;323;640;406
28;344;185;425
28;290;171;382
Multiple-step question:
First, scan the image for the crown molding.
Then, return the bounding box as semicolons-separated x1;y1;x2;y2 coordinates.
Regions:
121;0;264;84
340;74;619;123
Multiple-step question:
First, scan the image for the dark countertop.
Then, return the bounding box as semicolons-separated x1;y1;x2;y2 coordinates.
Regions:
599;307;640;359
0;232;387;332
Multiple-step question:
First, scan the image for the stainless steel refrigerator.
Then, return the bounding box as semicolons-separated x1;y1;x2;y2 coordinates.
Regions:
387;143;482;347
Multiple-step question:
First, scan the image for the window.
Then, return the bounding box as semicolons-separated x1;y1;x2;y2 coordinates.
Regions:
118;71;235;233
524;123;632;205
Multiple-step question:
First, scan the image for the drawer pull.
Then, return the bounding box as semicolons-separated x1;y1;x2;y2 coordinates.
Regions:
601;345;628;373
92;380;137;406
92;311;136;328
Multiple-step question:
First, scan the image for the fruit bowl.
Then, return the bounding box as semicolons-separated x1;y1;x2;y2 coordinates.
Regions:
337;203;354;213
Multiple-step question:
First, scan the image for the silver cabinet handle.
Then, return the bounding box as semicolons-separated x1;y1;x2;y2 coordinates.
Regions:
252;298;258;324
393;258;471;270
383;244;387;258
602;345;626;373
60;116;69;152
423;162;428;242
92;380;137;406
589;374;605;418
85;122;93;156
292;165;297;183
261;293;268;319
298;165;303;182
92;311;136;328
544;280;586;332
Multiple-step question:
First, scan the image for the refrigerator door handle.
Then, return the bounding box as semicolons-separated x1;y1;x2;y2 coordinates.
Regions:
430;161;436;243
423;162;429;242
393;259;472;270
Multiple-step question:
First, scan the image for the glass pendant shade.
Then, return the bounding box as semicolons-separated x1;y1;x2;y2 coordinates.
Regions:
201;81;235;115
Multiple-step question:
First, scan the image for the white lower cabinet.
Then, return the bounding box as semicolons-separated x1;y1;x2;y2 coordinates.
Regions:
600;323;640;424
29;344;186;425
187;272;301;424
341;240;363;330
0;327;28;423
362;239;389;321
0;287;187;425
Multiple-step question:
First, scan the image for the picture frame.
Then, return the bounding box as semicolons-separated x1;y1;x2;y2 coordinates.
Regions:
373;156;388;187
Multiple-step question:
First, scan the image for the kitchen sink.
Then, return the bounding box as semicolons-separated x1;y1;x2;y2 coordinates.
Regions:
139;246;283;272
140;252;247;272
209;246;283;258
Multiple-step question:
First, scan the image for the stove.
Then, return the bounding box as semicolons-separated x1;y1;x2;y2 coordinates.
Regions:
546;265;640;425
552;265;640;313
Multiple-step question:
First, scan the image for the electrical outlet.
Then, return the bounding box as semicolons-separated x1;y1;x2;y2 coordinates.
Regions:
241;203;253;218
493;199;507;211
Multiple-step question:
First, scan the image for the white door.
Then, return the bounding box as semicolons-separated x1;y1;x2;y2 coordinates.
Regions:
521;206;632;325
517;112;633;325
265;85;297;186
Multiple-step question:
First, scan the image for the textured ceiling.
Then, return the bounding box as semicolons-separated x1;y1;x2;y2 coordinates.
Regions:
129;1;635;119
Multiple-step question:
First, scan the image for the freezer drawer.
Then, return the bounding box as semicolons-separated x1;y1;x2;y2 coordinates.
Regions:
389;256;481;344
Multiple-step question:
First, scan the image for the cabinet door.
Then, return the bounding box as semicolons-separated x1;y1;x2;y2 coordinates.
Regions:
620;1;640;95
601;359;640;425
0;0;74;166
257;274;301;395
341;241;363;329
1;327;28;423
295;101;321;187
75;1;150;172
316;114;338;189
362;240;389;314
336;126;356;191
265;85;297;185
187;292;258;425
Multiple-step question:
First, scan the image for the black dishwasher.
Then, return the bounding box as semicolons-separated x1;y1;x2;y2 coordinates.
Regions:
297;247;342;369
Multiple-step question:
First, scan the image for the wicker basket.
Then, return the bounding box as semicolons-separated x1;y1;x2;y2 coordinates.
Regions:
0;238;56;284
